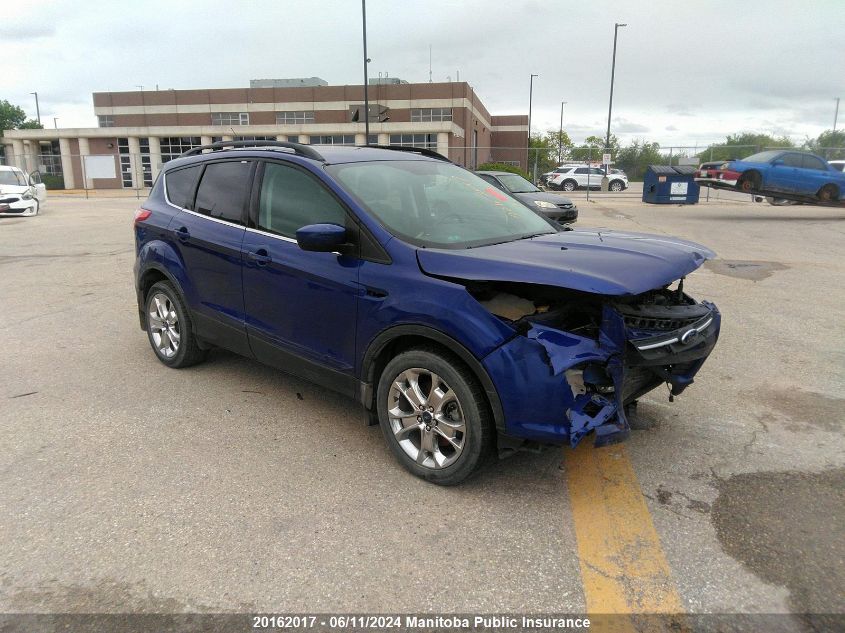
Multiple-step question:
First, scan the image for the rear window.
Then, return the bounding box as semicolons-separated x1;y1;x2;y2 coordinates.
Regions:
165;166;201;209
194;161;252;225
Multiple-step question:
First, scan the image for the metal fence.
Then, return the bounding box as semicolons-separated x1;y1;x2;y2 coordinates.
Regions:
1;142;843;199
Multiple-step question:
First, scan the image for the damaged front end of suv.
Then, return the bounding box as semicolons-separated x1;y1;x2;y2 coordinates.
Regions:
417;229;721;452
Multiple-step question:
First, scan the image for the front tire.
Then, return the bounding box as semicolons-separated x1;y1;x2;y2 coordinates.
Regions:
738;171;761;193
562;179;577;192
377;347;494;485
145;281;207;368
609;180;624;192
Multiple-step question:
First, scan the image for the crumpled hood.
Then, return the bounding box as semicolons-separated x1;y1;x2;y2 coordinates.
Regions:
417;229;715;296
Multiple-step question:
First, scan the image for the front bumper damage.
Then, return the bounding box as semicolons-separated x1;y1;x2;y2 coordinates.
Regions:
482;297;720;450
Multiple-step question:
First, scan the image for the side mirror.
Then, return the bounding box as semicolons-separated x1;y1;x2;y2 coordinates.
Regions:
28;171;42;185
296;223;347;252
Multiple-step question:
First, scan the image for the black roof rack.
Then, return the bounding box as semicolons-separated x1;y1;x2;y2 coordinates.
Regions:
366;144;452;162
180;140;325;161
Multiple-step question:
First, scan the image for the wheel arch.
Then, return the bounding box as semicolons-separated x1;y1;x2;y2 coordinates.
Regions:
136;263;188;329
360;325;506;433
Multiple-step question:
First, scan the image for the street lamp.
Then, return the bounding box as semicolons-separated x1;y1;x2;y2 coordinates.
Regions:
528;74;538;181
558;101;568;164
30;91;41;125
834;97;840;132
53;117;59;129
604;22;627;166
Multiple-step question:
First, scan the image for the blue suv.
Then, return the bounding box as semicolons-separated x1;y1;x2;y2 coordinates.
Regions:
134;141;720;485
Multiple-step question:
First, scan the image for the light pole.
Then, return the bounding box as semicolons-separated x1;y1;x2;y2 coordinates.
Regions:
53;117;59;129
834;97;840;132
528;74;538;181
30;92;41;126
362;0;371;144
604;23;627;166
558;101;568;164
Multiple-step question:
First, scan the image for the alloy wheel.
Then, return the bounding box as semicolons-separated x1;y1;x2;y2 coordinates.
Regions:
387;368;466;469
148;292;181;358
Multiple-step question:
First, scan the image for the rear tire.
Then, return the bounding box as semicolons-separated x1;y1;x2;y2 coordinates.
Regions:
562;179;577;192
144;281;207;368
738;171;761;193
377;347;494;485
818;184;839;202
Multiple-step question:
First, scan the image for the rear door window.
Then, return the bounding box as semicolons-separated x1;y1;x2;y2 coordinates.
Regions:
781;154;803;168
801;155;827;171
194;160;252;224
165;166;201;209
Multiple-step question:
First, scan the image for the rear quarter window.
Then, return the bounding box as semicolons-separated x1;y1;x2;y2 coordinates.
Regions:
165;166;201;209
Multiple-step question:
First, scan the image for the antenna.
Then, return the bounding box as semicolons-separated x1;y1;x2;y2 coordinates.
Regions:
429;44;432;83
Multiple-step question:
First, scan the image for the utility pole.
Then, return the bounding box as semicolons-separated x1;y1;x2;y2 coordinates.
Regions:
30;92;41;125
528;74;538;182
834;97;840;132
604;23;627;166
558;101;567;164
362;0;371;144
53;117;59;129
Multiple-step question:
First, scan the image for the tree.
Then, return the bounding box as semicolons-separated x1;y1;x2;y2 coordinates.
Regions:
615;140;663;180
805;130;845;160
699;133;794;162
0;99;42;134
527;133;558;181
570;134;620;163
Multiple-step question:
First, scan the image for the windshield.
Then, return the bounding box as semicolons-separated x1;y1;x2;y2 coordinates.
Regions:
0;170;26;186
741;150;784;163
496;173;539;193
328;160;556;248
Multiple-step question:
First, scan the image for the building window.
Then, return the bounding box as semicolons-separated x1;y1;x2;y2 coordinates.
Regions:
276;111;315;124
139;138;152;187
389;134;437;150
211;112;249;126
98;115;114;128
160;137;202;164
309;135;355;145
233;135;277;146
410;108;452;122
118;138;133;188
495;160;521;167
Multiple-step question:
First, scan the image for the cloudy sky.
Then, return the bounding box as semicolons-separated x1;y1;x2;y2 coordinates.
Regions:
3;0;842;148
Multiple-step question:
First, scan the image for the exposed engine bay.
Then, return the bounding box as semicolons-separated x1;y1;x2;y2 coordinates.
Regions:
467;279;721;449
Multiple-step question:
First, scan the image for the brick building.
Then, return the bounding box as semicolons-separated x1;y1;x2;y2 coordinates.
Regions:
1;79;528;189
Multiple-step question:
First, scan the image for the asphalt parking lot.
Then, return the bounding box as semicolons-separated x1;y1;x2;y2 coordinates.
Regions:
1;193;843;629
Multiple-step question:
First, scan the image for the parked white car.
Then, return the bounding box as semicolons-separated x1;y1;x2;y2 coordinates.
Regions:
829;159;845;172
548;165;629;192
0;166;47;216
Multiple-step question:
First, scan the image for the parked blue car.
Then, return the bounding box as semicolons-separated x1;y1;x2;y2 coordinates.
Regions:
134;141;721;485
695;149;845;202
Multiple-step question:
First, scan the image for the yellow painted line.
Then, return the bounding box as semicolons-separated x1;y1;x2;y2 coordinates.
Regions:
565;442;685;626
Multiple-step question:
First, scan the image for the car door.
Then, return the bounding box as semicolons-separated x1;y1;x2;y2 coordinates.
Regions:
241;160;361;396
28;171;47;203
767;153;802;192
800;154;832;195
573;167;590;187
167;159;253;355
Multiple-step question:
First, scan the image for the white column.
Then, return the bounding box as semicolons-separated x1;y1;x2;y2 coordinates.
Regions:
354;133;367;146
148;137;162;181
127;136;141;188
200;135;213;146
436;132;449;158
22;140;37;173
378;133;389;146
10;139;24;169
77;138;91;189
276;134;288;142
297;135;308;144
58;137;75;189
222;135;234;142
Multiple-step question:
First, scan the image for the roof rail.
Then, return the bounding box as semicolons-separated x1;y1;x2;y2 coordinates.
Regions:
366;144;452;162
180;140;325;161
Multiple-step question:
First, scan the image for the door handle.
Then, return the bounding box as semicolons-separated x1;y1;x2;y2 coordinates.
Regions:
175;226;190;242
247;248;272;266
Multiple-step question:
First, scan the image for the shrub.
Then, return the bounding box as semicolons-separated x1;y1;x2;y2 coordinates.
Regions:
42;174;65;190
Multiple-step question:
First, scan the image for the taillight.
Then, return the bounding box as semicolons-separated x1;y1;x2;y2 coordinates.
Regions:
134;208;152;223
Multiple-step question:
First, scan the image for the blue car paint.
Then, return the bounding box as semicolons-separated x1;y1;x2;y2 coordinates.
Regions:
135;146;721;450
727;151;845;199
416;230;715;296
